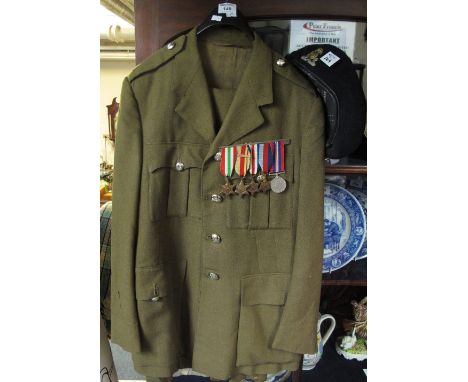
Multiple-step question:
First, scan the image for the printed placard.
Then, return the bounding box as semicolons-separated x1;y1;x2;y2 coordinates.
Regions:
289;20;356;58
218;2;237;17
320;51;341;67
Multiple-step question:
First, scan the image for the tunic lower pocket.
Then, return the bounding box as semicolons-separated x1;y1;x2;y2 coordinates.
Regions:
236;273;295;367
135;261;186;356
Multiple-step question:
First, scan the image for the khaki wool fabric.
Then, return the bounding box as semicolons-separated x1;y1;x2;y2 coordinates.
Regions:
111;26;325;381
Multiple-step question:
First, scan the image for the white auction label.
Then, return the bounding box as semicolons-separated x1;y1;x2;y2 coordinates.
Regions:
218;3;237;17
320;51;341;67
211;15;222;22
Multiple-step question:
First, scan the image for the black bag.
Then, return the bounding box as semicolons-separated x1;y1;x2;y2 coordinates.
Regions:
286;44;366;159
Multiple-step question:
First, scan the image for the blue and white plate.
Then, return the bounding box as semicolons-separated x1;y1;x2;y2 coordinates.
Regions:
243;369;290;382
347;188;367;260
323;183;366;273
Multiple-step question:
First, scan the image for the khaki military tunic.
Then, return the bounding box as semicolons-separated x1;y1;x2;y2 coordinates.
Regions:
111;26;325;381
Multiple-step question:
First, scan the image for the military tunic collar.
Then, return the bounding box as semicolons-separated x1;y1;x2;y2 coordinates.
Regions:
174;26;274;161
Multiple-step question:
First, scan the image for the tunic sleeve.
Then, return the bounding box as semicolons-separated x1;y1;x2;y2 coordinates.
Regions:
272;96;325;355
110;76;143;353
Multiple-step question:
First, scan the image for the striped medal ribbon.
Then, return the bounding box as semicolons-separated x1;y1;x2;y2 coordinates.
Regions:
234;144;251;177
272;140;285;173
259;141;274;174
219;145;237;196
257;143;265;173
267;142;275;173
255;142;273;192
234;144;251;196
249;143;259;175
220;145;237;177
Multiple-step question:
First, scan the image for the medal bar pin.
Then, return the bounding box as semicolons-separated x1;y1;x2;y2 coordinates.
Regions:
218;138;291;149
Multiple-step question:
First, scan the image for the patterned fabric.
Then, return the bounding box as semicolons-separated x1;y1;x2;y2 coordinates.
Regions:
100;201;112;335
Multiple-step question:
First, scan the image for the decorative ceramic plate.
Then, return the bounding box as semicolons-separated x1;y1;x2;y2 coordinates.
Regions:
323;183;366;273
242;370;291;382
266;370;291;382
347;188;367;260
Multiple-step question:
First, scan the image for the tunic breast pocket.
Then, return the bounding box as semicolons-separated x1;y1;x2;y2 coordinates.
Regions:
147;143;207;222
248;153;295;230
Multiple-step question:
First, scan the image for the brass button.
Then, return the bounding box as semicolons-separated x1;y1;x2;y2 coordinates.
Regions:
208;272;220;280
211;194;223;202
276;58;286;67
209;233;221;243
214;151;222;161
150;296;161;302
175;161;184;171
167;41;175;50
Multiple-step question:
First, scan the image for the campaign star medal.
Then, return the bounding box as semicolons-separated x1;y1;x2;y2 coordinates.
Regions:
234;144;251;197
221;177;235;196
246;178;259;195
235;178;249;197
270;140;287;193
219;145;237;196
301;47;324;66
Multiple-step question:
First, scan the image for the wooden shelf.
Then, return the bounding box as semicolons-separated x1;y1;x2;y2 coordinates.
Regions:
322;280;367;287
321;258;367;286
325;165;367;175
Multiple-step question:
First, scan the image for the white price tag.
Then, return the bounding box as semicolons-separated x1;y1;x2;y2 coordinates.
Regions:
320;51;340;67
218;2;237;17
211;15;222;21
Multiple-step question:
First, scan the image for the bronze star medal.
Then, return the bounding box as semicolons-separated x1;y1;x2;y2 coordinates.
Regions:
235;178;250;197
220;177;236;196
246;178;259;196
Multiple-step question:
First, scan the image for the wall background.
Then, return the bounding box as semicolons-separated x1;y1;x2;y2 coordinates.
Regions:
100;59;135;165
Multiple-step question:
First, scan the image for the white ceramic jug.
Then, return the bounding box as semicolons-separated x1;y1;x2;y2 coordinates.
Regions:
302;313;336;370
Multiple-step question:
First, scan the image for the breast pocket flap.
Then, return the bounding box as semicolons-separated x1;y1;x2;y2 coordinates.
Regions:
147;143;205;173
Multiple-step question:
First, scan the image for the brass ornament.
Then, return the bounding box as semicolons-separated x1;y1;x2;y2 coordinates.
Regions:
301;47;324;66
235;178;250;197
256;174;266;182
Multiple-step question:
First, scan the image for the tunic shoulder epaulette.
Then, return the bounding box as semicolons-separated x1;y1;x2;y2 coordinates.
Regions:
272;51;316;95
128;34;187;83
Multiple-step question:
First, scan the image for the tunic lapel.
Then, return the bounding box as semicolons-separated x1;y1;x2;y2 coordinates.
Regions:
210;31;273;155
174;27;274;160
174;29;216;143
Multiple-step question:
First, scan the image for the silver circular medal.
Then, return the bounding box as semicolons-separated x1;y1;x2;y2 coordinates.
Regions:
270;175;287;193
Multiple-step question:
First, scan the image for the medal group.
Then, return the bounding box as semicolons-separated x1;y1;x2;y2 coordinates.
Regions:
219;139;288;197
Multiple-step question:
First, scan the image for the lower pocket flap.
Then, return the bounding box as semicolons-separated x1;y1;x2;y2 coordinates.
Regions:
241;273;290;306
135;267;170;301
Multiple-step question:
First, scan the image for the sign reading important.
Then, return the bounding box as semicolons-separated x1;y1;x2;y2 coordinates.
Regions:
289;20;356;59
